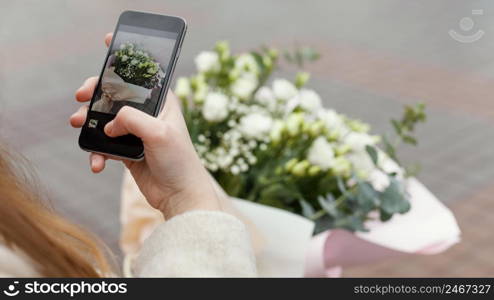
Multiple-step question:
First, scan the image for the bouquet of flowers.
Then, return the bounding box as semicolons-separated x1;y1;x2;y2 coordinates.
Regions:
113;42;162;89
92;43;164;113
175;42;426;233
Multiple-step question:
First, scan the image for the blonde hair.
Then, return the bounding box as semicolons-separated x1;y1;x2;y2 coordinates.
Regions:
0;144;112;277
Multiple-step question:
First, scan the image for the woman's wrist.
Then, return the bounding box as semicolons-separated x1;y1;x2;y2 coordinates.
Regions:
158;183;223;220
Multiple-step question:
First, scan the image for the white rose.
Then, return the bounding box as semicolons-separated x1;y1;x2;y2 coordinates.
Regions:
273;79;298;100
317;109;349;137
231;74;258;99
202;92;229;122
175;77;191;98
307;137;335;171
254;86;276;110
234;54;259;74
344;132;376;152
297;89;322;112
195;51;220;73
239;113;273;139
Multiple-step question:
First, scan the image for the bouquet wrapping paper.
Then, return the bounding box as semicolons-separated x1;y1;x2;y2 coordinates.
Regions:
120;170;460;277
92;67;151;112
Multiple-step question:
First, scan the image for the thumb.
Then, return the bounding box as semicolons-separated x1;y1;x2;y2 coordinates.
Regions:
104;106;167;145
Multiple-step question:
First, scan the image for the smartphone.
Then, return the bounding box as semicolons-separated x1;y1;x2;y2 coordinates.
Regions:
79;11;187;160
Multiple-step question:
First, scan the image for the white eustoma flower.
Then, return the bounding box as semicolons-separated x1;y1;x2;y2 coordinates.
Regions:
347;151;375;176
273;79;298;100
202;92;229;122
195;51;220;73
254;86;276;110
307;137;335;171
344;132;376;152
239;113;273;139
175;77;191;98
368;170;390;192
297;89;322;112
231;74;258;99
317;109;349;137
234;54;259;74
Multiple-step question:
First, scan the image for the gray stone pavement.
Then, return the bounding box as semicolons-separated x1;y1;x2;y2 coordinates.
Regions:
1;0;493;270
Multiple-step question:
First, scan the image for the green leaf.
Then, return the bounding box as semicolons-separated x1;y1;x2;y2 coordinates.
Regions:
259;183;296;206
382;135;398;163
299;199;315;218
301;47;320;61
318;195;338;217
333;214;367;232
314;215;333;235
356;181;379;211
336;176;348;195
283;51;294;63
365;145;379;166
259;196;286;209
379;208;393;222
402;135;417;145
380;177;410;214
391;119;402;135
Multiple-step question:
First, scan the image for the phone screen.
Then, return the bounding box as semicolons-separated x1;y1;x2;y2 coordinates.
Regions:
80;11;186;160
90;25;178;116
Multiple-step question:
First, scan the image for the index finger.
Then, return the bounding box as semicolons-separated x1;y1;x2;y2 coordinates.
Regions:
105;33;112;47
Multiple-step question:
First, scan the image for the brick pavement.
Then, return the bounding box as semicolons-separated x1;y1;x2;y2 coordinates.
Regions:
0;0;493;274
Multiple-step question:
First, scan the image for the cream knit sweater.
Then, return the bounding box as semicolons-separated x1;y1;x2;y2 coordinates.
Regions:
0;211;257;277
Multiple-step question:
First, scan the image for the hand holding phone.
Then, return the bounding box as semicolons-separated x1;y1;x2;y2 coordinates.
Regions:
71;27;222;220
79;11;187;160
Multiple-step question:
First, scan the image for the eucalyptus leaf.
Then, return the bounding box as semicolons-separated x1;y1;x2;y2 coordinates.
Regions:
379;208;393;222
299;199;315;218
356;181;379;211
318;195;338;217
365;145;379;166
402;135;417;145
380;177;410;214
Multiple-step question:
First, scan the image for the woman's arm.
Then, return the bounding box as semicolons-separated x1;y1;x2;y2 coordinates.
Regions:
70;33;258;277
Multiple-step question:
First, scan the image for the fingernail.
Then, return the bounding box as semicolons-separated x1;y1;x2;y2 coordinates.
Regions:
104;121;113;135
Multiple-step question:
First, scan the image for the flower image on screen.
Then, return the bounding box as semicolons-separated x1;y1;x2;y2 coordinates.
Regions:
91;25;177;115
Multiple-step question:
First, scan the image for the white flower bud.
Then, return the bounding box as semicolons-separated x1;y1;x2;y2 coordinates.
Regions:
269;120;285;143
286;113;304;136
